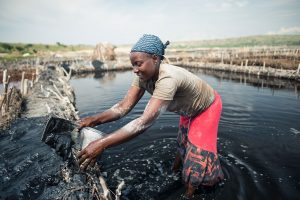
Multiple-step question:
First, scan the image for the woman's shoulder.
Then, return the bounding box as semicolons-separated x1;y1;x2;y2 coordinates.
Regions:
159;63;188;78
161;63;177;69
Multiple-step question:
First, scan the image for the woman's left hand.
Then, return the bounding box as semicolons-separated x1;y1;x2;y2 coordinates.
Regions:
76;116;97;130
77;140;105;171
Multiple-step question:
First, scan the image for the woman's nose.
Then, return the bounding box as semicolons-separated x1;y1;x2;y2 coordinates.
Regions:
133;66;139;73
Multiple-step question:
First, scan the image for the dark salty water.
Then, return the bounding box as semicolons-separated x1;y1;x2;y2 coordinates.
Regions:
69;70;300;200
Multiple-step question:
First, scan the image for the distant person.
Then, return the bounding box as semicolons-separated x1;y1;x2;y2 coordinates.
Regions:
77;34;224;198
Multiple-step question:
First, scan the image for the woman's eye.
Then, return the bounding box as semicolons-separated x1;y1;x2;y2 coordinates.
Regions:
136;62;142;67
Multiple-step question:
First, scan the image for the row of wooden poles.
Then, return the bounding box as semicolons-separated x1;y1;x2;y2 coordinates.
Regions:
169;47;300;66
172;47;300;59
169;53;300;72
0;69;34;117
221;59;300;72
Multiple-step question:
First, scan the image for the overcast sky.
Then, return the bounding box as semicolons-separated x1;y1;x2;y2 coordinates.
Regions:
0;0;300;45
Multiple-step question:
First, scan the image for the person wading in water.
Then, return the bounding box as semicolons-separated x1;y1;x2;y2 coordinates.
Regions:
77;34;224;198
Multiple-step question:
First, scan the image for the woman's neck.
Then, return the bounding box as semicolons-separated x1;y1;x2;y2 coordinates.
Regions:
152;64;160;82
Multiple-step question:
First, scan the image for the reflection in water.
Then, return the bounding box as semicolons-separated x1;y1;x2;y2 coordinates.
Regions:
94;71;106;79
70;70;300;200
72;71;118;84
189;68;300;98
97;72;117;84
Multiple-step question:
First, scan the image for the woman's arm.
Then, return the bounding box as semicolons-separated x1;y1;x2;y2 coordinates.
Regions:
77;97;170;170
79;86;145;128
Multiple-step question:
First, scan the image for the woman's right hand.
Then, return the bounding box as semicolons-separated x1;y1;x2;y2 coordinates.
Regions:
77;139;105;171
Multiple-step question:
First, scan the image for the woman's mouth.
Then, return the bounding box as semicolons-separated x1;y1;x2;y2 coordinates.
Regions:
137;73;143;79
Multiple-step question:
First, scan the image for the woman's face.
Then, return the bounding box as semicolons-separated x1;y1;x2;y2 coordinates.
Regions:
130;52;159;81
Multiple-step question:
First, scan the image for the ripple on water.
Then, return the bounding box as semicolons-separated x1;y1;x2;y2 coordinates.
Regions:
221;103;256;131
290;128;300;135
219;151;270;199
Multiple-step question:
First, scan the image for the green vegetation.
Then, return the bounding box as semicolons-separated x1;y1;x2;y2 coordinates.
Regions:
0;42;93;60
1;35;300;61
170;35;300;49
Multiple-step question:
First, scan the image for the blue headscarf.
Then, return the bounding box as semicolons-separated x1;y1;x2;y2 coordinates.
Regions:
131;34;170;58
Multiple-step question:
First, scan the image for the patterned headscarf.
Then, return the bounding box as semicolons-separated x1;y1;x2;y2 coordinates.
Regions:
131;34;170;58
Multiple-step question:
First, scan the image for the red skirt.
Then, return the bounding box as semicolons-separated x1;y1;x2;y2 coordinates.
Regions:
177;91;224;187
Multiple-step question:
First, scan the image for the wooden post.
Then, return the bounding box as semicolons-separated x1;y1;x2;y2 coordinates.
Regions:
21;71;25;95
245;59;248;67
297;63;300;75
24;79;28;95
263;61;266;71
1;101;4;116
5;76;11;112
3;69;7;84
1;70;9;114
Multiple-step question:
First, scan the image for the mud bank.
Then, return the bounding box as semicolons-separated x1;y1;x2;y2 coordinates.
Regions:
0;66;124;200
0;116;120;200
189;68;300;92
171;61;300;82
0;58;132;83
22;65;78;120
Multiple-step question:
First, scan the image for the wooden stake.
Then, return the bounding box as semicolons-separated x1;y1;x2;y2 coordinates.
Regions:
5;76;10;108
3;69;7;84
24;79;28;96
21;71;25;95
1;71;9;114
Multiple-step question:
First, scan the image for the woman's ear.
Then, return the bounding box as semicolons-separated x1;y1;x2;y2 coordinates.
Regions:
152;54;160;62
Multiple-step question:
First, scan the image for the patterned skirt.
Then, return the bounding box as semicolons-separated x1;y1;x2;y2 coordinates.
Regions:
177;91;224;187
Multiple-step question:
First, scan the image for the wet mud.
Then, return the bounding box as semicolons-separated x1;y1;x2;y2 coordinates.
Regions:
0;116;114;200
0;65;119;199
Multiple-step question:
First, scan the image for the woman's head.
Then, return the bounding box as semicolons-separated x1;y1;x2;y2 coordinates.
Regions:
130;34;169;81
130;34;169;60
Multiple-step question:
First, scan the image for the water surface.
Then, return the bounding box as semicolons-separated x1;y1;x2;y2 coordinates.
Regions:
70;69;300;200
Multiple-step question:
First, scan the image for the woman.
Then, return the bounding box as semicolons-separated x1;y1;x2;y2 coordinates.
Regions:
77;34;224;198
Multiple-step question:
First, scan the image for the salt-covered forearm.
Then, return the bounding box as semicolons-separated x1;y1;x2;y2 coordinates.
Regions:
100;116;153;149
87;102;131;126
86;86;143;127
101;101;169;149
